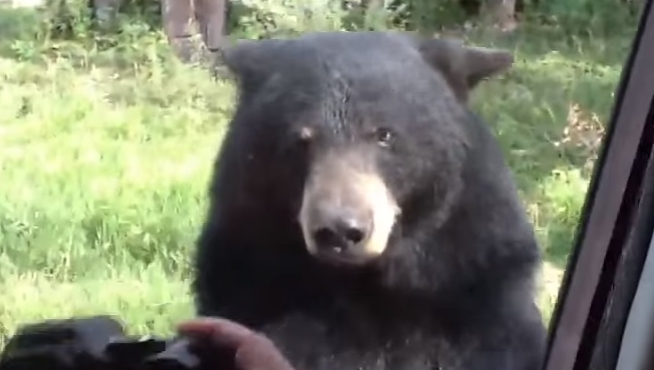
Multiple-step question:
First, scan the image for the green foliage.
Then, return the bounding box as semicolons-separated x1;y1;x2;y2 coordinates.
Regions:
226;0;347;39
42;0;94;39
388;0;469;32
528;0;641;37
116;0;161;23
33;0;644;43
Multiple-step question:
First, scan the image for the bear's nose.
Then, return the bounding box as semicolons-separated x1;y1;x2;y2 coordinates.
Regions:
312;216;371;253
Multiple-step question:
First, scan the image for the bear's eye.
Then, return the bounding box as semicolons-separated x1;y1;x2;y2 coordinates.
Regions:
286;126;314;153
298;127;314;142
374;128;394;147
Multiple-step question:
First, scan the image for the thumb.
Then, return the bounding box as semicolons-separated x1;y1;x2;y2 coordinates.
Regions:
177;317;257;348
177;317;296;370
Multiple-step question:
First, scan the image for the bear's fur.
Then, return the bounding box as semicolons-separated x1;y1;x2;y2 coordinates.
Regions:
192;31;547;370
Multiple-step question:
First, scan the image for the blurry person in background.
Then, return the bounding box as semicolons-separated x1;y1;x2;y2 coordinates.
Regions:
91;0;229;62
161;0;229;61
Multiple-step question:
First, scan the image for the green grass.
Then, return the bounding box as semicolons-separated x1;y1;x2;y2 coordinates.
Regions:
0;3;640;346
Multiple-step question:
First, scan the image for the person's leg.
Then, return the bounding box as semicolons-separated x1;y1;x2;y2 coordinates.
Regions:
194;0;228;52
483;0;517;32
161;0;196;61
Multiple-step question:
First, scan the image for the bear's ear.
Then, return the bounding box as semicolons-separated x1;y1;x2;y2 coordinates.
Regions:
416;37;514;102
216;39;275;99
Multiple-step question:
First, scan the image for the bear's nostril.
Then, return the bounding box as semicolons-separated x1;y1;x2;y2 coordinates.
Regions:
344;227;365;244
312;218;369;252
313;228;341;251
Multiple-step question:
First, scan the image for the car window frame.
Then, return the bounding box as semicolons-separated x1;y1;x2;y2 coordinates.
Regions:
542;1;654;369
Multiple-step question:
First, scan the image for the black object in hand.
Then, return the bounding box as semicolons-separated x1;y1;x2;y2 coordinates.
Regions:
0;316;236;370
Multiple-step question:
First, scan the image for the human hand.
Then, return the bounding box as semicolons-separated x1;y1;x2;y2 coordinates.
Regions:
177;317;295;370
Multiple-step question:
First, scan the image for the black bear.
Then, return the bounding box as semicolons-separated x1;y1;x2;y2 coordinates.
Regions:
192;31;547;370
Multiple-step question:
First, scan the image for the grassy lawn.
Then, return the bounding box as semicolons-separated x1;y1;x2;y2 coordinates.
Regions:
0;3;640;345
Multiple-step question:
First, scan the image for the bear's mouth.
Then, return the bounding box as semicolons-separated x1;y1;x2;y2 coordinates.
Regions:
311;246;379;267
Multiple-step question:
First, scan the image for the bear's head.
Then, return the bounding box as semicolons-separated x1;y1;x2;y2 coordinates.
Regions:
218;31;514;268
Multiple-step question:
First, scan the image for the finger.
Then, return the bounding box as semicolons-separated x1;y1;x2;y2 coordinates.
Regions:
178;318;296;370
177;317;258;348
